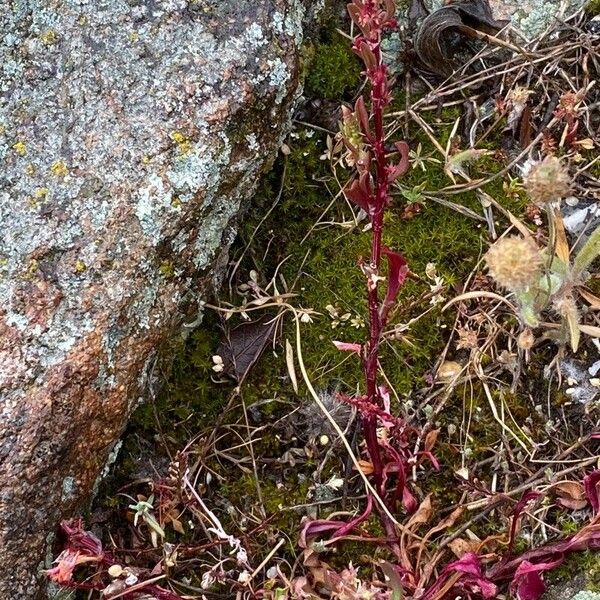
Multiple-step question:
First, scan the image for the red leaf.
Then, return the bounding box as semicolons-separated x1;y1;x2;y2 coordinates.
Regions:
423;553;497;600
333;341;362;354
510;560;562;600
358;170;373;202
299;518;350;549
379;384;391;411
300;496;374;546
354;39;378;70
344;178;371;213
584;470;600;514
402;486;418;514
46;551;84;585
508;491;542;555
333;494;374;538
60;519;104;556
384;0;396;20
418;449;440;471
380;247;408;325
386;141;410;183
347;3;361;27
355;96;372;138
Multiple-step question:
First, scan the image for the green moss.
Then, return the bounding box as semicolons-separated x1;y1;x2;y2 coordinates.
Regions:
217;471;310;534
586;0;600;16
585;276;600;297
131;319;226;441
549;550;600;592
305;32;362;100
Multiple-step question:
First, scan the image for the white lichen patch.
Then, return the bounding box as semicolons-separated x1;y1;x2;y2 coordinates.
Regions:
268;57;292;104
60;476;77;502
246;22;268;46
191;196;243;270
166;142;228;201
135;173;174;245
509;0;585;38
245;133;260;152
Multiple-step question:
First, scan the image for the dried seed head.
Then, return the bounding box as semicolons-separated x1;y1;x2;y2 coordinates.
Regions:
517;328;535;350
484;236;543;292
524;156;572;205
437;360;462;382
553;293;578;318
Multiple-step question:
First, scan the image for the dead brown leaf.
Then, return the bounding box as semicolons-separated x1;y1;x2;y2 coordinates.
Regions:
553;209;570;263
553;481;588;511
448;538;480;558
578;287;600;310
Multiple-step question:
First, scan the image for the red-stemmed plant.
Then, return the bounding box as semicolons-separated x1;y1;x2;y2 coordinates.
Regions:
336;0;417;504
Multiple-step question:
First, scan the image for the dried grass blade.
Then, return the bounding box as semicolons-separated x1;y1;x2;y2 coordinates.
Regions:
443;291;517;313
285;338;299;394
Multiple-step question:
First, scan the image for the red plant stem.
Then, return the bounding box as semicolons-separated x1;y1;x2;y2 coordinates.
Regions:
363;28;389;492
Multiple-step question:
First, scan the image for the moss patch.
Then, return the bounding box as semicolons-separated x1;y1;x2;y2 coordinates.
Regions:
305;31;362;100
586;0;600;16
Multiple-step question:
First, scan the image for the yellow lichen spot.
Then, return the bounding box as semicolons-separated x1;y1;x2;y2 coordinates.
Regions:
34;187;49;200
12;141;26;156
40;29;58;45
77;15;89;26
170;131;193;155
25;163;36;176
25;259;39;279
27;187;48;208
0;124;6;136
75;259;87;273
129;31;139;42
171;196;182;208
142;155;151;164
50;160;69;178
159;260;174;278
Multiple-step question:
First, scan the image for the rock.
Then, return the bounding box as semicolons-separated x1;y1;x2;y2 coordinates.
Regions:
486;0;585;37
384;0;586;60
384;0;586;77
401;0;585;38
0;0;322;597
543;573;599;600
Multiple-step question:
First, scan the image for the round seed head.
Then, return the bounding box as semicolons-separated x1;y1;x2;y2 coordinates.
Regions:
524;156;571;205
553;293;577;318
517;328;535;350
484;236;543;292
